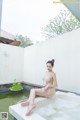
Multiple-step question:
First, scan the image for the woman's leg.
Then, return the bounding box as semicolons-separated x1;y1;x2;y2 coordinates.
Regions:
25;88;46;116
21;100;29;106
21;87;45;106
21;88;36;106
28;88;36;104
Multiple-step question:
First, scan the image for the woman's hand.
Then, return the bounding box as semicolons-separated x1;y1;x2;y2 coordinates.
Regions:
42;84;51;92
42;87;48;92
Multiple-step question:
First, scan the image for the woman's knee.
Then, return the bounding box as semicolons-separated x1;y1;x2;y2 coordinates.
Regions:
30;88;35;93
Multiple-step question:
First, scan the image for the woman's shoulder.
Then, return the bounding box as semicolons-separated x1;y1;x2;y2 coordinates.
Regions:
52;71;56;77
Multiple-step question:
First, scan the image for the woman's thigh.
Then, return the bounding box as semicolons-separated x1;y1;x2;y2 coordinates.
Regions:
35;88;56;97
34;88;47;97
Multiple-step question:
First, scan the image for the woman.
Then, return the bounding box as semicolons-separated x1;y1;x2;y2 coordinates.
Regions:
21;59;57;116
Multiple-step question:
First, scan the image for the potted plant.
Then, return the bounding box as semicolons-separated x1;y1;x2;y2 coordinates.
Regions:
9;79;23;91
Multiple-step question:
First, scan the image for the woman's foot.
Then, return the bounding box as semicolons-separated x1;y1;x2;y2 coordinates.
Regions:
25;104;36;116
21;100;29;107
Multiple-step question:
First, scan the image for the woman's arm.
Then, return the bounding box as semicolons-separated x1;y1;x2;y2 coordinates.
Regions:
50;73;57;88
